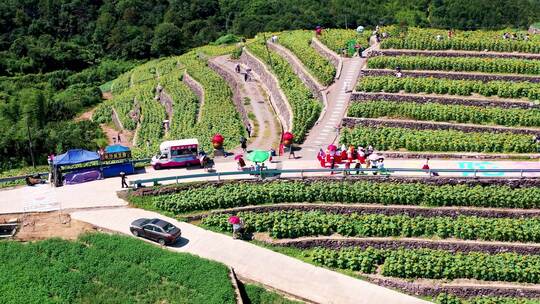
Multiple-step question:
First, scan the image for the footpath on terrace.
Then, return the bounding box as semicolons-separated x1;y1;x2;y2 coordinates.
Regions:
301;41;379;159
210;55;282;151
71;207;430;304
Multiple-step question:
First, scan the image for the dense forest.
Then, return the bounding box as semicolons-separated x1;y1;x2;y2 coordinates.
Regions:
0;0;539;169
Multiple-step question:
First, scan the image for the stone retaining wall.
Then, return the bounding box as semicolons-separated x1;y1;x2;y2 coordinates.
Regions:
378;150;540;160
367;277;540;299
361;68;540;83
311;37;340;69
279;238;540;255
370;49;540;60
267;41;324;100
187;203;540;221
208;60;250;128
341;117;540;135
351;92;537;109
159;90;174;120
240;48;292;132
182;72;204;121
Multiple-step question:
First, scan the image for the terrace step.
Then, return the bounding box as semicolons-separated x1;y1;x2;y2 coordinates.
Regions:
341;117;540;135
361;68;540;83
371;49;540;60
271;236;540;255
351;92;538;109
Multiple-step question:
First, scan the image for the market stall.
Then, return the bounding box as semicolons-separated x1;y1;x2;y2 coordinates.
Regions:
52;149;102;186
101;144;135;177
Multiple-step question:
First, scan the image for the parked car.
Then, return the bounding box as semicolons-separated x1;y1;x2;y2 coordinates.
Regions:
130;218;182;246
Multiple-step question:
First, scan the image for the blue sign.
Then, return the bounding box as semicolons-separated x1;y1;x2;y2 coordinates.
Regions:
458;161;505;177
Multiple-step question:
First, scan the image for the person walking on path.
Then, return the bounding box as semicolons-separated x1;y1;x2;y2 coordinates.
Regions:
422;158;439;176
117;132;121;143
240;136;247;153
288;144;296;159
246;125;252;137
229;215;244;239
120;172;128;188
235;64;241;73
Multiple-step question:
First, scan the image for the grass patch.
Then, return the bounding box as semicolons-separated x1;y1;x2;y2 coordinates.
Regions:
99;80;113;93
244;283;302;304
0;233;235;304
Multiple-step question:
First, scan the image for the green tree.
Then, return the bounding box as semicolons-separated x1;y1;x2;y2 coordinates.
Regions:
151;23;182;56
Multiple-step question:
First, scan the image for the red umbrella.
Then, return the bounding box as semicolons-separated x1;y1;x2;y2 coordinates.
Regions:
234;154;244;160
228;216;240;225
328;144;337;151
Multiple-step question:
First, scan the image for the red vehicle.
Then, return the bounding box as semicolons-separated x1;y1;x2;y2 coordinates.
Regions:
130;218;182;246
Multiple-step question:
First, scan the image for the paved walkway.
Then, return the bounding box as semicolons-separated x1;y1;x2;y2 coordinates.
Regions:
2;158;539;214
301;43;377;158
211;55;282;151
71;207;430;304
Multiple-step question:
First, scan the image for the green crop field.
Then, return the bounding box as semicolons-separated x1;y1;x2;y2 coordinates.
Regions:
0;233;236;304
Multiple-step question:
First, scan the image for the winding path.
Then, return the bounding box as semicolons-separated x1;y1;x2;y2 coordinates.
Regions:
210;55;282;151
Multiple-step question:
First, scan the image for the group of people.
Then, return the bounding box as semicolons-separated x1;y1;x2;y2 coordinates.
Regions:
502;32;530;41
235;63;252;82
317;144;386;175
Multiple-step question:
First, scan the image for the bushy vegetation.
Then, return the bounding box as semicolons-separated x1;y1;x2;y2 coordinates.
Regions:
278;30;336;86
312;247;540;284
203;211;540;242
381;26;540;53
0;60;134;169
341;126;538;153
318;29;372;54
244;284;301;304
131;180;540;214
0;233;236;304
436;294;540;304
357;76;540;101
348;101;540;127
368;55;540;75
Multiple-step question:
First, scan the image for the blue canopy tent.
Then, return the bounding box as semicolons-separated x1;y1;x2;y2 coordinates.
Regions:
52;149;102;186
105;144;130;154
101;145;135;178
53;149;100;166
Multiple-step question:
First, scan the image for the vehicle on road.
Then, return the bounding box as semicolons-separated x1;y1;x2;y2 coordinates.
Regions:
130;218;182;246
151;139;201;170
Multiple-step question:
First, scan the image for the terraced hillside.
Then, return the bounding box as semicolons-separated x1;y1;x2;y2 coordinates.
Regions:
93;30;344;154
93;45;246;156
130;177;540;303
342;26;540;158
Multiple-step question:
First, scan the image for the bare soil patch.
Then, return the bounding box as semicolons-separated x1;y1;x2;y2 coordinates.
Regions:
0;211;97;241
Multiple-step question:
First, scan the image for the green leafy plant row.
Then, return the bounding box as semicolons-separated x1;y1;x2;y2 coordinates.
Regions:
0;233;235;304
278;30;336;86
178;51;245;151
367;55;540;75
357;76;540;101
318;29;372;54
133;80;166;157
134;180;540;214
348;100;540;128
380;26;540;53
159;70;199;141
341;126;538;153
436;294;540;304
247;37;321;142
202;211;540;242
312;247;540;283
